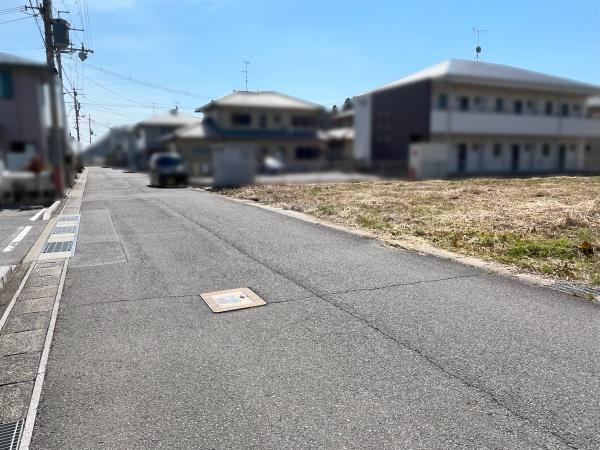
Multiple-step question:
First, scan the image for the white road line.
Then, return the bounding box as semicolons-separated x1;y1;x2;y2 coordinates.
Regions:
42;201;60;221
29;208;47;221
20;259;69;450
2;226;33;253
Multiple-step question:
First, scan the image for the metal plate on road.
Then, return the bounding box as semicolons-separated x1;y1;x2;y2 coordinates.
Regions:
200;288;266;313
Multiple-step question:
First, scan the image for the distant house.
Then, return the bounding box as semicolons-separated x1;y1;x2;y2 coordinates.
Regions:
167;91;325;176
134;110;200;169
82;125;137;168
0;52;69;201
354;58;600;178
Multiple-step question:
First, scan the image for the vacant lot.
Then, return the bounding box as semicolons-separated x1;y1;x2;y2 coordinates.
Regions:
223;176;600;286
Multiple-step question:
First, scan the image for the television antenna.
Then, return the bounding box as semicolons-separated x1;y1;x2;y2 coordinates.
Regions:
242;60;251;91
473;28;487;60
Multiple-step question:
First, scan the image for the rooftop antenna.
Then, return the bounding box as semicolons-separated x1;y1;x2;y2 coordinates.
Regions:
472;27;487;61
242;60;250;91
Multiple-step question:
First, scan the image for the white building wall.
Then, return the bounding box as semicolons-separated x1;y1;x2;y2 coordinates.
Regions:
412;139;589;178
353;94;372;163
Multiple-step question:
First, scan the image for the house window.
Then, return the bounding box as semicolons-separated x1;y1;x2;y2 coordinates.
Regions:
0;71;13;99
232;113;251;126
292;116;316;127
493;143;502;157
545;101;554;116
495;98;504;113
437;93;448;109
295;147;320;159
561;103;570;117
513;100;523;114
259;114;267;128
273;114;281;124
459;96;469;111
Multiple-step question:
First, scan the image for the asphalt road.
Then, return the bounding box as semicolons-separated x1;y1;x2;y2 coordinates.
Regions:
31;167;600;449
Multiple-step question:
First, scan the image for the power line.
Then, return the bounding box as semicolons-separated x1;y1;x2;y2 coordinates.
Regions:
0;15;34;25
81;73;156;108
28;0;46;46
85;63;212;99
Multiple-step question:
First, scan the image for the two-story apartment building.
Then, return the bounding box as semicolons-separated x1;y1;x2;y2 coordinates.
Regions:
354;59;600;178
167;90;324;176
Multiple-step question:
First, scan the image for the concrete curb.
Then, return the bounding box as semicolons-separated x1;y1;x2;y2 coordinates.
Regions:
220;194;599;303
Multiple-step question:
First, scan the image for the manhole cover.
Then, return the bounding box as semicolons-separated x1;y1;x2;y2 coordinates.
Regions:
0;420;24;450
200;288;266;313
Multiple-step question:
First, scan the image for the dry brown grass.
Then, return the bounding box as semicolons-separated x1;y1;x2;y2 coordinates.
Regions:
222;176;600;286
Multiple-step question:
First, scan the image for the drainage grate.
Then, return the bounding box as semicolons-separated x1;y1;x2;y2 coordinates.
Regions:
553;282;600;298
43;241;73;253
52;225;77;234
0;420;24;450
59;214;80;222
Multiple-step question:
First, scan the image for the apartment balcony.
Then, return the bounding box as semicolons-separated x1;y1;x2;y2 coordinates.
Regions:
430;110;600;138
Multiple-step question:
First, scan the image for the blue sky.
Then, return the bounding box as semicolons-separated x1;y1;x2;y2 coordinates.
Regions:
2;0;600;142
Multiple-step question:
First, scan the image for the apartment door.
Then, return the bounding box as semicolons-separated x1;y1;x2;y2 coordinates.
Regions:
558;145;566;171
511;144;520;172
457;144;467;173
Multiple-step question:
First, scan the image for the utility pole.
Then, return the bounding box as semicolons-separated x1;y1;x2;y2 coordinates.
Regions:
88;114;92;145
39;0;64;194
73;89;81;142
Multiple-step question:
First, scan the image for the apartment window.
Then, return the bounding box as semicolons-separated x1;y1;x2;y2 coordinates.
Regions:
572;104;581;117
10;142;26;152
561;103;570;117
0;71;13;99
295;147;320;159
495;98;504;113
569;144;577;152
292;116;317;127
474;96;483;110
273;114;281;124
544;101;554;116
437;93;448;109
231;113;251;126
493;143;502;157
459;96;469;111
585;145;592;153
513;100;523;115
526;100;537;114
542;144;551;157
259;114;267;128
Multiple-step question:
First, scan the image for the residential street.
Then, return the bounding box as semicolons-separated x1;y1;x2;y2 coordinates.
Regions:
28;167;600;449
